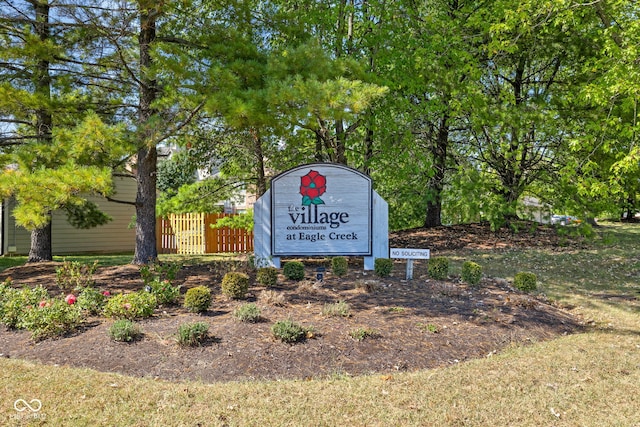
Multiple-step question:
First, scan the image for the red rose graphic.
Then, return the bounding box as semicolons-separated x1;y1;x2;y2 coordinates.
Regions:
300;170;326;205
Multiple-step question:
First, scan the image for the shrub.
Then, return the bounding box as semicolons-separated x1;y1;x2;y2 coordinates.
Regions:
349;327;377;341
283;261;305;281
103;291;157;320
221;272;250;299
331;257;348;277
176;322;209;347
183;286;212;313
148;279;181;306
514;272;537;293
322;301;351;317
55;259;98;292
233;303;262;323
20;299;82;341
76;286;106;315
256;267;278;287
461;261;483;286
259;289;287;306
108;319;142;342
271;319;308;343
428;257;450;280
374;258;393;277
140;261;182;285
0;285;49;328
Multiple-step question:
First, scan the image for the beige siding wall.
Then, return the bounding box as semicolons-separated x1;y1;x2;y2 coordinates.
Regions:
3;176;137;255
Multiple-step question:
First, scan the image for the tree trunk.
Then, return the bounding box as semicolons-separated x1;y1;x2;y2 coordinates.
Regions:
132;2;158;264
29;0;54;262
424;114;449;228
28;220;52;263
251;128;267;197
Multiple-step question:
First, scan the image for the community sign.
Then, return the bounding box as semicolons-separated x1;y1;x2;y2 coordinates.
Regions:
270;163;372;256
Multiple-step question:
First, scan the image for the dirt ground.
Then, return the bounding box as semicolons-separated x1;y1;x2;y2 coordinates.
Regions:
0;222;584;383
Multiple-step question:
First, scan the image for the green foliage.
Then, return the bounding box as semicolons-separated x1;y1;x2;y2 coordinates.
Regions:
55;260;98;292
183;286;212;313
374;258;393;277
108;319;142;343
514;272;538;293
256;267;278;287
156;177;234;216
211;210;254;231
103;291;157;320
461;261;483;286
20;298;83;341
271;319;309;344
140;261;182;284
283;261;305;281
221;272;250;299
322;301;351;317
76;286;107;315
0;285;49;328
349;327;377;341
428;257;450;280
331;257;348;277
147;280;181;306
417;323;440;334
157;151;197;193
176;322;209;347
233;303;262;323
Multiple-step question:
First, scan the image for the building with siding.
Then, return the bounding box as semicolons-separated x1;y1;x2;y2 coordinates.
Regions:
0;176;137;256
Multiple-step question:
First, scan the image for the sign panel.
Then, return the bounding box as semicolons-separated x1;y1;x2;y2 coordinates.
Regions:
390;248;431;259
271;163;372;256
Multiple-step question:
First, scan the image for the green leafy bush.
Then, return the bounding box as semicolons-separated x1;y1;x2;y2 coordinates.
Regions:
331;257;348;277
103;291;157;320
256;267;279;287
176;322;209;347
0;285;49;328
461;261;483;286
322;301;351;317
514;272;537;293
221;272;250;299
349;327;377;341
140;261;182;285
20;299;82;341
76;286;106;315
183;286;212;313
148;279;181;305
271;319;308;343
374;258;393;277
283;261;305;281
428;257;450;280
233;303;262;323
55;259;98;292
108;319;142;342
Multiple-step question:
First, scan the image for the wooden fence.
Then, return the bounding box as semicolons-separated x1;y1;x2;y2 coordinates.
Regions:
156;213;254;255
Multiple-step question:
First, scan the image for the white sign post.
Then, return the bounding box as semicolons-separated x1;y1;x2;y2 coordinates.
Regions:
390;248;430;280
253;163;388;270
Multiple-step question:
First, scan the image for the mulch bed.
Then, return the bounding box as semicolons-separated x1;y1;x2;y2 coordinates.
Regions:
0;222;584;383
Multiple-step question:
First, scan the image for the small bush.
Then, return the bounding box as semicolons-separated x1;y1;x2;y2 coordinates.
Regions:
428;257;450;280
108;319;142;342
103;291;157;320
514;272;537;293
417;322;440;333
20;299;82;341
183;286;212;313
374;258;393;277
221;272;250;299
283;261;305;281
176;321;209;347
331;257;348;277
148;279;181;306
271;319;308;343
76;286;106;315
259;289;287;306
256;267;279;287
55;259;98;292
0;285;49;328
322;301;351;317
461;261;483;286
349;327;377;341
233;303;262;323
140;261;182;285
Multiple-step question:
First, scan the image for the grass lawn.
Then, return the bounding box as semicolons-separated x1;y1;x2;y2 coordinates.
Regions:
1;222;639;426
